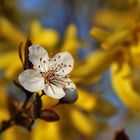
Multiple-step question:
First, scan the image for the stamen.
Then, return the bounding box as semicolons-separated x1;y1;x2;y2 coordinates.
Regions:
52;80;66;87
55;68;58;72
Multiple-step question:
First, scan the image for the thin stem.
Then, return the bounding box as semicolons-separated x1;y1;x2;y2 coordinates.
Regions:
0;119;14;134
0;92;42;134
21;96;31;109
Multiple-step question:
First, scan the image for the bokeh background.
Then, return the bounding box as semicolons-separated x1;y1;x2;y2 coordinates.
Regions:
0;0;140;140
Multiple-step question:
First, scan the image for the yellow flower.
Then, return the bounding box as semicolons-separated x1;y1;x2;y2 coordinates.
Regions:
93;8;138;30
0;51;22;79
1;126;31;140
90;24;140;113
0;17;59;50
0;17;26;46
60;24;80;57
29;21;60;51
32;121;62;140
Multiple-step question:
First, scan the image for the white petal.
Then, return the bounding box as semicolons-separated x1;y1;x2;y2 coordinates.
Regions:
43;84;65;99
19;69;45;92
29;45;49;72
52;76;76;90
62;78;76;90
65;81;76;91
50;52;74;76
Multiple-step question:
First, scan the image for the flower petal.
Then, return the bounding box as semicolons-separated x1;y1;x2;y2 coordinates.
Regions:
59;77;76;90
65;80;76;91
51;76;76;90
29;45;49;72
50;52;74;76
19;69;45;92
43;84;65;99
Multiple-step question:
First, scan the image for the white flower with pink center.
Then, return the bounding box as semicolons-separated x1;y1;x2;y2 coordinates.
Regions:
18;45;76;99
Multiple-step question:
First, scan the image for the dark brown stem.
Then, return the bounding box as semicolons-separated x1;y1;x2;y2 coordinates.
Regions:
0;92;43;134
21;92;34;109
0;119;14;134
0;112;20;134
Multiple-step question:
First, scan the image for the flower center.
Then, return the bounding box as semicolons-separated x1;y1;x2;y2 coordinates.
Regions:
42;70;56;84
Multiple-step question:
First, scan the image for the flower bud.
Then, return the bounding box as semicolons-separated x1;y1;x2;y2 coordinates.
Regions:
59;89;78;104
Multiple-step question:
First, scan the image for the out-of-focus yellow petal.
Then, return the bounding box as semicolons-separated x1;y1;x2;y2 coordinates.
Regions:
72;48;117;84
32;121;62;140
130;43;140;67
0;43;9;52
5;60;22;79
0;109;9;121
30;21;60;51
111;61;140;112
61;24;79;56
0;17;25;46
0;52;22;79
90;27;110;43
70;108;95;136
93;9;137;29
2;126;31;140
41;94;58;109
75;88;96;112
102;29;131;50
90;27;130;50
0;52;19;69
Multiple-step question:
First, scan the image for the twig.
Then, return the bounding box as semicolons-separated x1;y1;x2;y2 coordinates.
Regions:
0;92;42;134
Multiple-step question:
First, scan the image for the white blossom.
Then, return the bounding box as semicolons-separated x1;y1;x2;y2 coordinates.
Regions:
19;45;76;99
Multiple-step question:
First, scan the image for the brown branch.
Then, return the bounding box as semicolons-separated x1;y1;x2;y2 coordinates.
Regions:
0;92;41;134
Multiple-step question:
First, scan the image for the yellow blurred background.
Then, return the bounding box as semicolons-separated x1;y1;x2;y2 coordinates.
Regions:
0;0;140;140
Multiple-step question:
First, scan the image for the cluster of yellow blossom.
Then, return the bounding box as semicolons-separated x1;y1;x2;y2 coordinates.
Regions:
91;2;140;113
